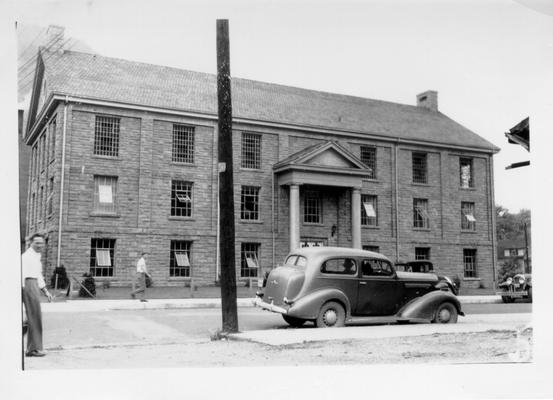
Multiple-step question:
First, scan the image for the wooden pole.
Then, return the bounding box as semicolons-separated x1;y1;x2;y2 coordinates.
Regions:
216;19;239;333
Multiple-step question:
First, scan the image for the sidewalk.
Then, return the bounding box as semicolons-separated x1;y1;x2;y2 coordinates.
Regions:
42;283;503;313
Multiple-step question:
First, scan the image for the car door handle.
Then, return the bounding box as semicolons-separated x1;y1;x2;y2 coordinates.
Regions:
360;281;367;285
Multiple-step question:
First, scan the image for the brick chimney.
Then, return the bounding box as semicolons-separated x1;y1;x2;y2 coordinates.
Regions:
416;90;438;112
45;25;65;53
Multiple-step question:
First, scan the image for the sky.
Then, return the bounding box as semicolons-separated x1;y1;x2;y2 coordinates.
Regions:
2;0;553;397
9;0;553;213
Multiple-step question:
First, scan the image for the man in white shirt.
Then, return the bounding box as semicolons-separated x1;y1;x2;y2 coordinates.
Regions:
22;233;52;357
130;252;150;302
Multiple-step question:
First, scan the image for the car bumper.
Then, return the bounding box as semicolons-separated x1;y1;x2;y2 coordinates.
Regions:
496;291;528;298
252;297;288;314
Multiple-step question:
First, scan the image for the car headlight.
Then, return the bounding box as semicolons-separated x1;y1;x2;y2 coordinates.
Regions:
514;274;525;285
506;277;513;285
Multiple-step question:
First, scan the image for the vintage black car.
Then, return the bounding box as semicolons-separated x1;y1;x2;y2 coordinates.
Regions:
496;273;532;303
253;247;463;327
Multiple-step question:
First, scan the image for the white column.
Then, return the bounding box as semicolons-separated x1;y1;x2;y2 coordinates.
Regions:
289;184;300;252
351;187;361;249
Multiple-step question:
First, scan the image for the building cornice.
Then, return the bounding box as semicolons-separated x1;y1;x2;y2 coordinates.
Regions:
27;93;500;155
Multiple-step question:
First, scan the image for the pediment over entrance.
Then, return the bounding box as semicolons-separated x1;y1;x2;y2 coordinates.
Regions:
273;141;371;188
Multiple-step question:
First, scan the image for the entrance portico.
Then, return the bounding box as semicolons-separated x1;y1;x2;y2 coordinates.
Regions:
273;141;372;252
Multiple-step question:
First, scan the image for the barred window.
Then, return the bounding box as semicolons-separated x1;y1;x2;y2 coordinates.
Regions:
93;175;118;213
463;248;477;278
241;132;261;169
171;180;193;217
38;186;44;221
49;117;56;162
415;247;431;260
170;240;191;277
460;158;473;188
361;194;378;226
412;152;427;184
241;242;260;277
363;245;380;253
30;193;36;227
47;177;54;216
360;146;376;179
304;190;321;224
413;198;429;228
241;186;260;220
40;133;46;171
172;124;195;163
461;202;476;230
90;238;115;277
94;116;120;157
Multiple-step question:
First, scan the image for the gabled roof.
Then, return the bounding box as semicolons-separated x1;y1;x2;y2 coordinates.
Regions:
29;50;499;152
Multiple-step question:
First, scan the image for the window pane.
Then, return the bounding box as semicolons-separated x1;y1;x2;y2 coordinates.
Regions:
361;195;377;226
241;133;261;169
94;176;117;213
412;152;427;184
171;180;193;217
90;238;115;277
94;116;120;157
241;186;260;220
360;146;376;179
304;190;321;223
461;202;476;230
241;243;260;277
413;198;429;228
460;158;473;188
172;124;195;163
463;249;477;278
170;241;191;277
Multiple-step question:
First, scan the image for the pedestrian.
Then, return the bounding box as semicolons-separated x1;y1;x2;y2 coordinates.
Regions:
130;252;150;302
21;233;52;357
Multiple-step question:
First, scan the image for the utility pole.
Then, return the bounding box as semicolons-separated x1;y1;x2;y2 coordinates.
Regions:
523;222;530;274
216;19;238;333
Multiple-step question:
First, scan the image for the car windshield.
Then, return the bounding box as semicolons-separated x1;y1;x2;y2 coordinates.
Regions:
285;255;307;269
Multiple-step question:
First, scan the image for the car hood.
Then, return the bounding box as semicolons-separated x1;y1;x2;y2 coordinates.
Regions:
396;271;439;282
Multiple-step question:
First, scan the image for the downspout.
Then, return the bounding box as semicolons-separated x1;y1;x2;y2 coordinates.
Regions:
489;155;497;289
272;171;275;268
216;163;220;282
394;140;400;262
56;97;68;269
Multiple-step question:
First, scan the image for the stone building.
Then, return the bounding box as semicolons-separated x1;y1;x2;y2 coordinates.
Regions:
24;49;500;289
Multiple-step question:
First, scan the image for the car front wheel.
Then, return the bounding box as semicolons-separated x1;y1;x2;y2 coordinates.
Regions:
316;301;345;328
282;315;306;328
501;295;515;304
433;302;458;324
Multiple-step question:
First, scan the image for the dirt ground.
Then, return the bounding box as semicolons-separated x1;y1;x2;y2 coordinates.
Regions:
24;327;532;369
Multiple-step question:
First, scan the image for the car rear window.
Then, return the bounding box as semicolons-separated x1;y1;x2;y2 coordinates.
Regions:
285;255;307;269
321;258;357;275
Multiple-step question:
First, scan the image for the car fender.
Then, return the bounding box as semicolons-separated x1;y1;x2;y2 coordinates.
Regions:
287;288;351;320
396;290;464;322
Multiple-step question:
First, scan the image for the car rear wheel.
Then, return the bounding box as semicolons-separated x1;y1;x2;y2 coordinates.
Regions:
501;296;515;304
282;315;306;328
433;302;458;324
316;301;345;328
527;287;533;303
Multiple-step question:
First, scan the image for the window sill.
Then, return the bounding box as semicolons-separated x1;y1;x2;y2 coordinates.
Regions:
91;155;121;161
240;219;263;224
460;187;476;191
168;277;192;280
462;277;481;281
171;162;196;167
303;222;324;226
413;227;431;231
240;168;263;173
168;216;194;221
411;182;430;187
89;212;120;218
461;230;477;233
362;225;380;229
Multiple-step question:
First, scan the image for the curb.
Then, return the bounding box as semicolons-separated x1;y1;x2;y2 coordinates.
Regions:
42;295;502;313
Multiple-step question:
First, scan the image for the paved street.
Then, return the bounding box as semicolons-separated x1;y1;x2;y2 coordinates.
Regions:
20;302;532;369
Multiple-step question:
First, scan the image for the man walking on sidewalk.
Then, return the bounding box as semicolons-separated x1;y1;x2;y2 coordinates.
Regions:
22;233;52;357
131;252;150;302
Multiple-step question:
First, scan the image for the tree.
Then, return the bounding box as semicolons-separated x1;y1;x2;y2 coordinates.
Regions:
496;205;531;241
